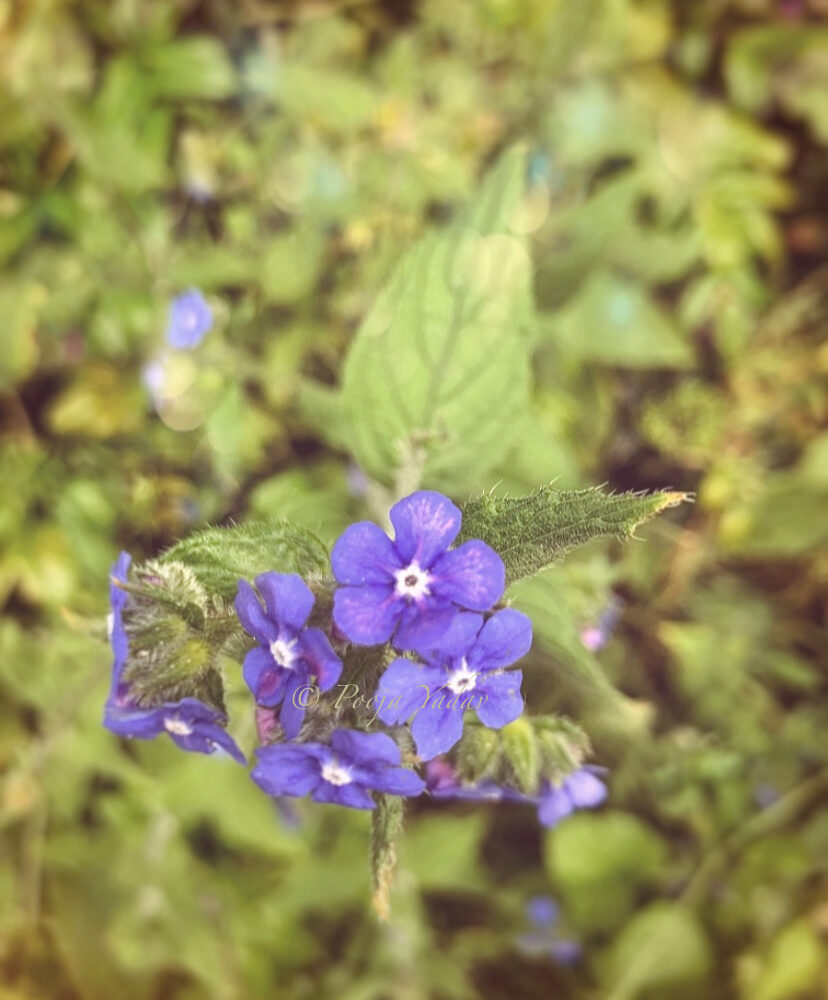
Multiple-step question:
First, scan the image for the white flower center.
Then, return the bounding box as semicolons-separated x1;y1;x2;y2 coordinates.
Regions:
164;716;193;736
269;637;298;669
106;612;114;640
321;758;353;786
446;659;478;695
393;562;431;601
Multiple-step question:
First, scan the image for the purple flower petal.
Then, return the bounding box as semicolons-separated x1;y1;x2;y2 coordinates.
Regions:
235;579;279;645
413;611;484;661
298;628;343;691
254;572;314;630
331;522;402;585
474;669;524;729
278;672;309;739
376;658;444;725
171;725;246;764
107;551;132;699
468;608;533;672
389;491;461;567
430;540;505;611
393;598;457;651
537;786;575;827
330;728;402;767
360;765;426;796
565;769;608;809
243;646;288;706
104;705;165;739
333;584;400;645
106;698;246;764
252;745;322;797
313;781;375;809
410;697;465;760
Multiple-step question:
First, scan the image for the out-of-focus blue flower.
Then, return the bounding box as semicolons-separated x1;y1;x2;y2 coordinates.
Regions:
519;894;582;965
754;783;780;809
425;758;607;828
376;609;531;760
580;594;623;652
345;462;369;499
166;289;212;349
526;895;559;928
251;729;426;809
537;767;608;827
332;490;505;650
235;572;342;739
103;552;245;764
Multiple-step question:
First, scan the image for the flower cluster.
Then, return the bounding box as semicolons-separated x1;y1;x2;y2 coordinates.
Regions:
103;552;245;763
234;573;342;739
103;490;608;824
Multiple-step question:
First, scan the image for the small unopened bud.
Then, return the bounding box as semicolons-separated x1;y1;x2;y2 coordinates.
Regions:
502;717;540;795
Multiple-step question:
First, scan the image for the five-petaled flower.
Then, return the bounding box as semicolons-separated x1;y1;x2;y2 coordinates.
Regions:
251;729;426;808
235;572;342;738
166;288;212;349
375;608;531;760
103;552;245;763
331;491;505;650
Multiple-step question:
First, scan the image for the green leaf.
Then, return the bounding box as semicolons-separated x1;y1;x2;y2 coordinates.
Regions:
0;280;43;389
459;485;689;585
603;902;712;1000
159;520;330;600
748;919;823;1000
553;270;694;369
259;225;325;304
145;37;237;100
248;60;379;132
340;145;534;491
546;812;666;933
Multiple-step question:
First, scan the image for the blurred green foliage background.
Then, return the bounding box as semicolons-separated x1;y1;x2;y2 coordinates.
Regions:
1;0;827;998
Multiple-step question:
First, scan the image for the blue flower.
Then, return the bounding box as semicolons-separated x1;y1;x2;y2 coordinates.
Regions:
105;697;246;764
166;289;212;349
251;729;426;809
103;552;245;764
580;594;623;652
375;609;531;760
526;895;560;928
425;757;607;827
537;767;608;827
235;572;342;739
332;490;505;650
519;895;582;965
